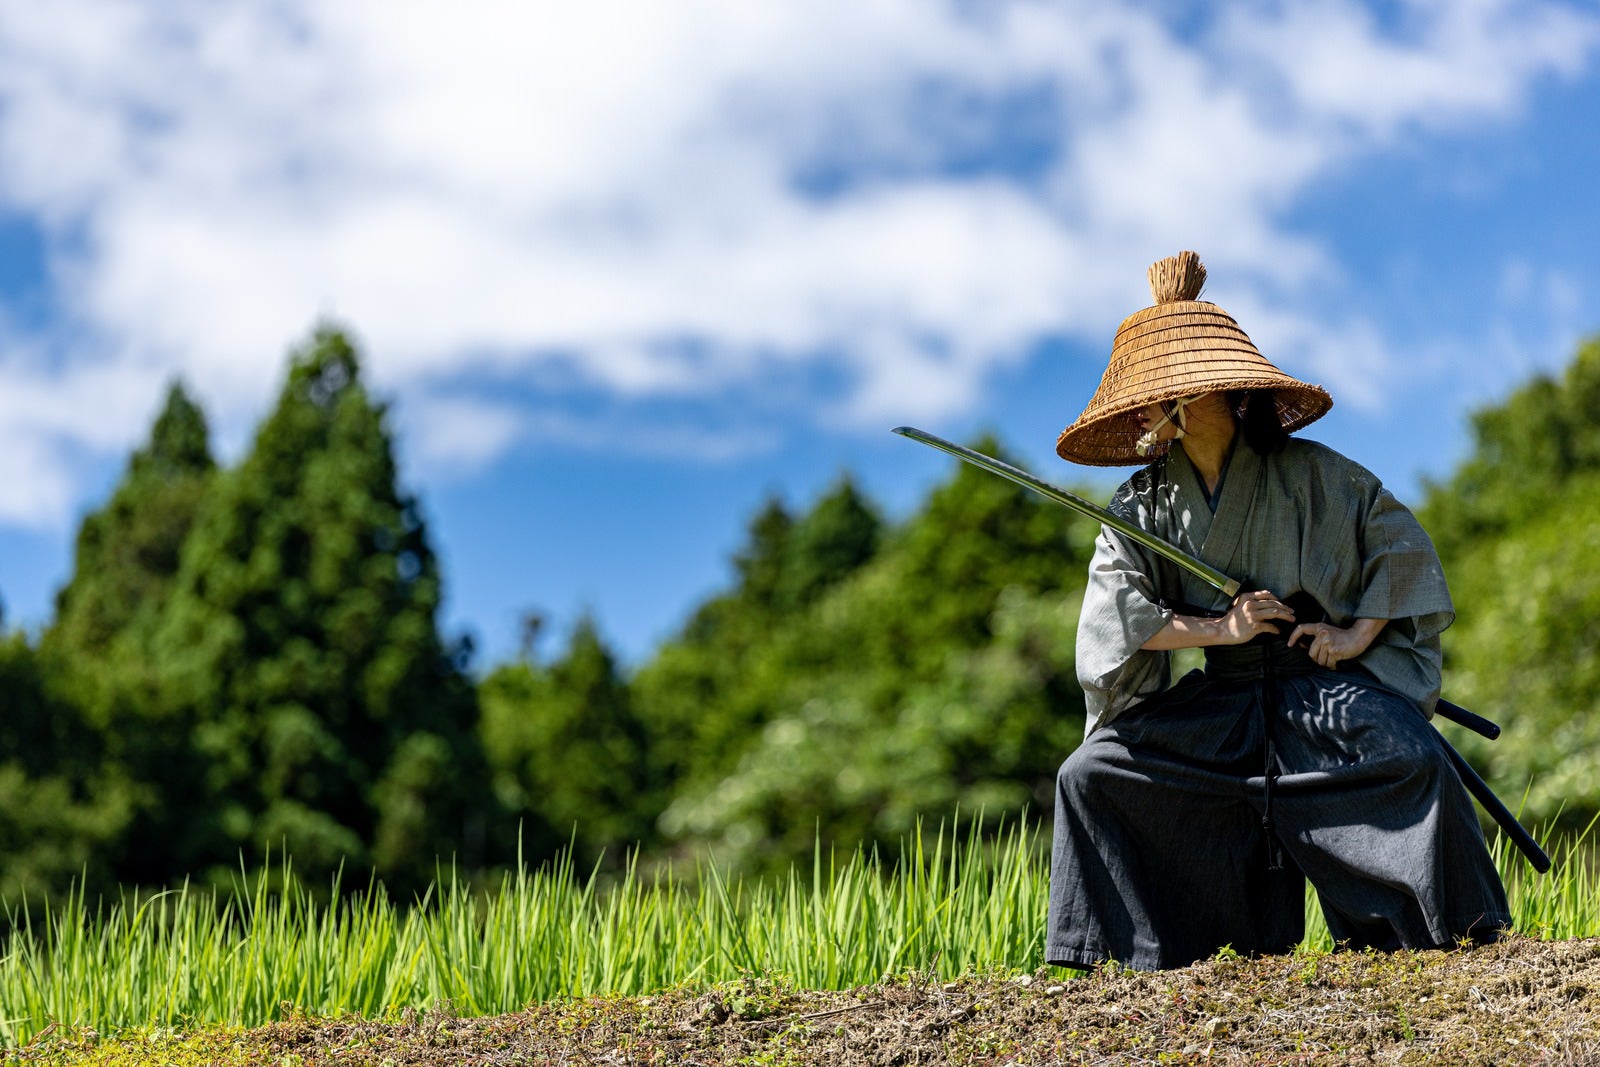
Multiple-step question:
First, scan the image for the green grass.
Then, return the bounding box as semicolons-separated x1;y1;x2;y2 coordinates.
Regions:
2;816;1594;1046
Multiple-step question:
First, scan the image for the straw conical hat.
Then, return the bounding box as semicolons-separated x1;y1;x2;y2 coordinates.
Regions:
1055;252;1332;466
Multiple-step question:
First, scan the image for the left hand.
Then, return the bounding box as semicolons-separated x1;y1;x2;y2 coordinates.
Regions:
1287;621;1379;669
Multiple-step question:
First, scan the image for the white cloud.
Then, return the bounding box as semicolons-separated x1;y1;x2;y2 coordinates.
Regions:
1220;0;1597;138
1469;256;1597;407
0;0;1597;525
0;434;75;526
394;399;772;471
0;342;170;524
399;396;527;476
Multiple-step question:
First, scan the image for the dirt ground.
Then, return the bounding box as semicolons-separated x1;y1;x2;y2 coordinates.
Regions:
13;935;1600;1065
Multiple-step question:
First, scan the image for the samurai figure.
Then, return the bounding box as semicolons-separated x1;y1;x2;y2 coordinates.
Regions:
1046;251;1510;970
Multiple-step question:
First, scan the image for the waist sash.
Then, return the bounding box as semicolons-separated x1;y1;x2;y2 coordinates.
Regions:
1204;637;1321;683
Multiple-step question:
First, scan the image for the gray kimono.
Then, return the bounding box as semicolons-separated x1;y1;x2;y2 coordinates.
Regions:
1076;437;1454;733
1047;437;1509;971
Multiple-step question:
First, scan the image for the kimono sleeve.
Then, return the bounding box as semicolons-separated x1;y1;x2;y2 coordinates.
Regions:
1353;483;1454;625
1077;487;1174;735
1346;473;1456;716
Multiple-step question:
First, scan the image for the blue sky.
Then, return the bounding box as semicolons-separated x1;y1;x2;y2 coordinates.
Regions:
1;0;1598;669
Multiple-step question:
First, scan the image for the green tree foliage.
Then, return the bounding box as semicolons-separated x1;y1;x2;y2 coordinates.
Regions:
779;477;882;609
33;382;215;889
1422;336;1600;831
732;496;794;614
633;479;889;796
479;615;654;868
635;441;1094;873
149;326;492;892
43;382;215;703
0;631;136;904
1423;338;1600;560
632;479;886;797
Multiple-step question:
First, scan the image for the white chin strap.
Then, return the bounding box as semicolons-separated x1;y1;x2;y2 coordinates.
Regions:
1135;396;1196;457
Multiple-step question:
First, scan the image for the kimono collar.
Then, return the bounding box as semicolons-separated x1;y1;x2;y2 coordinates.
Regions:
1198;434;1239;513
1169;435;1262;597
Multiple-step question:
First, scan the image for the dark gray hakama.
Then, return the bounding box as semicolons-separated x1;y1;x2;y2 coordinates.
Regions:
1045;640;1511;970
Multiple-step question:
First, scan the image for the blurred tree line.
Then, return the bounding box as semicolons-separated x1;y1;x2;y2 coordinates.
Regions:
0;325;1093;904
5;325;1598;906
1420;335;1600;834
2;329;488;905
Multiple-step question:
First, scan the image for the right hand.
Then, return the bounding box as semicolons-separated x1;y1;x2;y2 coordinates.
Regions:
1216;589;1296;645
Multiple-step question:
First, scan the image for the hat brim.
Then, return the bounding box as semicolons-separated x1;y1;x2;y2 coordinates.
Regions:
1055;301;1333;466
1055;381;1332;465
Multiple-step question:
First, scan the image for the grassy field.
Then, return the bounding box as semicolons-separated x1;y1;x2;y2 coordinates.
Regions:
3;815;1594;1051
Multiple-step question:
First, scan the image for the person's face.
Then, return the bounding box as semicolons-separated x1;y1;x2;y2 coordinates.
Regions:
1135;402;1181;443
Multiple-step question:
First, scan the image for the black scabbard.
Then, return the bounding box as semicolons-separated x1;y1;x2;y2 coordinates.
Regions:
1434;732;1552;873
1434;698;1502;740
1430;699;1548;870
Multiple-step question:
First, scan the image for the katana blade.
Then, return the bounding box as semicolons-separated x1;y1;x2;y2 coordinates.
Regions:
891;426;1241;597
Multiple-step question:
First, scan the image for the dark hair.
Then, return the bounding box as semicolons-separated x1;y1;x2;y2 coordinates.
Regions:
1232;390;1288;456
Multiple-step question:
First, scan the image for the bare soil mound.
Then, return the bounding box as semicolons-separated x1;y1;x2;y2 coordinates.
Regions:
16;935;1600;1065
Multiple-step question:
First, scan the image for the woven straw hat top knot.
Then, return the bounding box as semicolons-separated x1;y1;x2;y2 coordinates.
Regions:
1054;251;1332;466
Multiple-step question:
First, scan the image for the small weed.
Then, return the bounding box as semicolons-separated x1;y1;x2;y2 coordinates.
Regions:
724;972;796;1021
